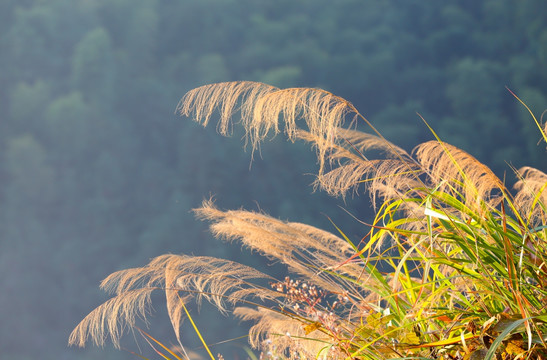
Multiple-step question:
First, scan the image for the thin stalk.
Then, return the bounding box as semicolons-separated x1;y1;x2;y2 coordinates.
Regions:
176;293;216;360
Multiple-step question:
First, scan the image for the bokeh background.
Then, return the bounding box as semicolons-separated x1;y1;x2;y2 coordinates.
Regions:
0;0;546;359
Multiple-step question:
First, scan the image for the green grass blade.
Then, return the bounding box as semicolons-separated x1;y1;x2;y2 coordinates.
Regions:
484;317;530;360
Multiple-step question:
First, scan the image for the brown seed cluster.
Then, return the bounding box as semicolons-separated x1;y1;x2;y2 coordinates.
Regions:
271;276;328;309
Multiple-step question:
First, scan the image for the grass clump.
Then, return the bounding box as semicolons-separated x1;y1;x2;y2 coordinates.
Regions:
70;81;547;359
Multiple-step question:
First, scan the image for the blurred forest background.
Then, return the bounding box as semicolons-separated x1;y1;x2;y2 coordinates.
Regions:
0;0;546;359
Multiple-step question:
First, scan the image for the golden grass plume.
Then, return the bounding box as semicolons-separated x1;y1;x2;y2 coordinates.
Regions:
177;81;357;172
73;81;547;359
514;166;547;226
69;254;279;348
194;199;364;295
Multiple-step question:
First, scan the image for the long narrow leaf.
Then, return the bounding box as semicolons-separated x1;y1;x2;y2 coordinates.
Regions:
484;317;531;360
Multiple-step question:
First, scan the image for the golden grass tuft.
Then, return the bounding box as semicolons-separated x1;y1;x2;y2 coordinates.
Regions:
69;287;154;348
194;199;363;294
413;140;504;209
73;81;547;359
177;81;356;172
69;254;279;348
514;166;547;225
233;306;339;359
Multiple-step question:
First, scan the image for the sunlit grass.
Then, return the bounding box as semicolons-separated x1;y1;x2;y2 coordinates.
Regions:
70;82;547;359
